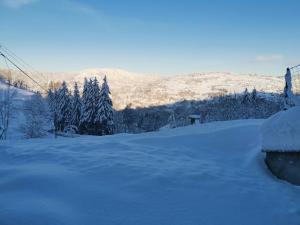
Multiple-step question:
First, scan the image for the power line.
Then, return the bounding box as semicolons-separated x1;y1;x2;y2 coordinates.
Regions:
290;64;300;95
0;50;47;92
0;44;48;84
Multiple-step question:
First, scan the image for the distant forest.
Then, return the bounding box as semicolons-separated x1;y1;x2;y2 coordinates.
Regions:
115;89;284;133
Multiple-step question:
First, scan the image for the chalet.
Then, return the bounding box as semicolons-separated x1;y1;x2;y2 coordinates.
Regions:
188;111;207;125
188;115;201;125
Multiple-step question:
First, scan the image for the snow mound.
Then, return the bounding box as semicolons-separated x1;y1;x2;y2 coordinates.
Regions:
1;119;300;225
262;106;300;152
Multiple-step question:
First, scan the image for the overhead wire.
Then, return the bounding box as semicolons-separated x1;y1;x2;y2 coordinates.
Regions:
290;64;300;95
0;50;47;93
0;44;49;84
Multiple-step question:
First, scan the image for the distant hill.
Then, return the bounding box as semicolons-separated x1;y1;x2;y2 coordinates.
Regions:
0;68;284;110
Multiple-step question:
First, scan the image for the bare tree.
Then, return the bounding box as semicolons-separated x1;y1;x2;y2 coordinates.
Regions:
0;80;16;140
21;92;49;138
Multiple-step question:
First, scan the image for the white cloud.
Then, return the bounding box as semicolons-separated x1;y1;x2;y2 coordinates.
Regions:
255;54;283;62
1;0;38;8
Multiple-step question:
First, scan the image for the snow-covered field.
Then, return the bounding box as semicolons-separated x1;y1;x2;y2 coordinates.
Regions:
0;119;299;225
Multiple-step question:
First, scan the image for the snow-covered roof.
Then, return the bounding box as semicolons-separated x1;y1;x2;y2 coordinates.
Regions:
262;106;300;152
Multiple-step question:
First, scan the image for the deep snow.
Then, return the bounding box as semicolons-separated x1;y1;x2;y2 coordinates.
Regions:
262;106;300;151
0;120;300;225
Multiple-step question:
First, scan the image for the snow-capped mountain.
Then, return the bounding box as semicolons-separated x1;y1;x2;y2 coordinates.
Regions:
0;68;285;109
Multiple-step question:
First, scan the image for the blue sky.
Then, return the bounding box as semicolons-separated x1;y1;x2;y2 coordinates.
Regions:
0;0;299;75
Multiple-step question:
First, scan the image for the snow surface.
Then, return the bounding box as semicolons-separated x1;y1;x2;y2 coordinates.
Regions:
1;119;300;225
262;106;300;152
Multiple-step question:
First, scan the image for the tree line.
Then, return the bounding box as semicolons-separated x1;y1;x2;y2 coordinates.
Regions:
114;88;284;133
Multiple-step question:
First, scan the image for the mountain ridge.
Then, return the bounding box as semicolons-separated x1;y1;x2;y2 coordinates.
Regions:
0;68;285;110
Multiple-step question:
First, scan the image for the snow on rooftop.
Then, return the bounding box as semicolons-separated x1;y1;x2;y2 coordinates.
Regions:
188;114;201;118
262;106;300;152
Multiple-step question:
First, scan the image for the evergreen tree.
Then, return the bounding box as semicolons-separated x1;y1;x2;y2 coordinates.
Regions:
47;88;55;113
91;77;101;134
80;78;94;134
95;76;114;135
251;88;257;101
47;88;59;134
56;81;71;132
92;77;100;107
70;82;81;132
242;88;251;104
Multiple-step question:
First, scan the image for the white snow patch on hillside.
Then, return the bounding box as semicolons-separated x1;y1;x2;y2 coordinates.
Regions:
0;119;299;225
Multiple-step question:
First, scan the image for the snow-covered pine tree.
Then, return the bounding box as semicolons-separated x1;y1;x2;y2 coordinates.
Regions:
95;76;114;135
47;88;57;134
56;81;71;132
47;88;54;111
90;77;101;134
242;88;251;104
251;88;257;101
47;88;58;117
80;78;94;134
53;89;60;134
70;82;81;133
92;77;100;106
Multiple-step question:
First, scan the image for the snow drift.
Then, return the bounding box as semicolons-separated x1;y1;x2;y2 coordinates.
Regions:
0;119;299;225
262;106;300;151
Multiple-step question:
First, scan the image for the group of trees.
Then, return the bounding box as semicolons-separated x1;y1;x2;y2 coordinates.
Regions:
47;76;114;136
